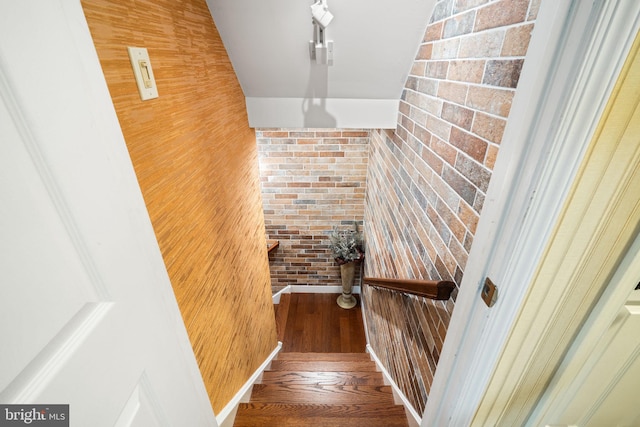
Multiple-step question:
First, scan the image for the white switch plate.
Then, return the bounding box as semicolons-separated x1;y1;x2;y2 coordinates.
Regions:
127;47;158;101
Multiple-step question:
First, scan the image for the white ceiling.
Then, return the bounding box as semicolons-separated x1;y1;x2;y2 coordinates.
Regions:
206;0;435;128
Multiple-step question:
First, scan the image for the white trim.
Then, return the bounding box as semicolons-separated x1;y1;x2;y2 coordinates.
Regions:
246;97;399;129
216;342;282;427
272;286;292;304
273;285;363;304
360;286;373;357
289;284;361;294
366;344;422;426
423;1;640;425
272;285;362;303
273;285;362;303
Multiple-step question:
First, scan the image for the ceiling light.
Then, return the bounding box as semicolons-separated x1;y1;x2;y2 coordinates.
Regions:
309;0;334;65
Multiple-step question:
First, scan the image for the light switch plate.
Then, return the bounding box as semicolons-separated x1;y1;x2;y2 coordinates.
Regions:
127;47;158;101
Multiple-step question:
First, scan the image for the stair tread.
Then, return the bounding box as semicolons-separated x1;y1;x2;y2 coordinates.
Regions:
249;384;396;405
269;359;378;372
234;415;408;427
276;352;371;361
234;348;409;426
235;403;408;426
237;402;407;417
260;370;387;385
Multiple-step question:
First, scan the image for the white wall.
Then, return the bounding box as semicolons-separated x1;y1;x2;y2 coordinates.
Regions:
207;0;436;128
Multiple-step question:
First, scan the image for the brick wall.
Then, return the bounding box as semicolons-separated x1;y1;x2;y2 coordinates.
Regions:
363;0;540;413
256;129;369;290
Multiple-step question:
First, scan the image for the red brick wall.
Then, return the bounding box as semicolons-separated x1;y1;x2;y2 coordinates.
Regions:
363;0;539;413
256;129;369;290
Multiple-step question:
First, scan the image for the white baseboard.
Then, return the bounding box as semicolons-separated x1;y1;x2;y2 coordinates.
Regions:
273;285;361;303
216;342;282;427
367;344;422;426
272;286;291;304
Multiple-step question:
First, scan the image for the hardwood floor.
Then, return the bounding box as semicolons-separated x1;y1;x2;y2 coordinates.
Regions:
234;352;408;426
277;293;367;353
233;293;409;426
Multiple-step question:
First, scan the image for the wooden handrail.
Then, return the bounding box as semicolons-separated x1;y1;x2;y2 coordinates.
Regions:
363;277;455;300
267;240;279;254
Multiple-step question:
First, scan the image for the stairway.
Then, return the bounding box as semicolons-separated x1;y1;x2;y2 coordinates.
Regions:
233;351;409;426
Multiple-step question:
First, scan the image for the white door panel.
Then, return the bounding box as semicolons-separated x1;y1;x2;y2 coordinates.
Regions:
555;297;640;426
0;90;96;394
524;39;640;425
0;1;215;426
528;234;640;427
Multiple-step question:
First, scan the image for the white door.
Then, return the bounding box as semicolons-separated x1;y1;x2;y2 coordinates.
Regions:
0;2;216;426
526;233;640;427
551;291;640;426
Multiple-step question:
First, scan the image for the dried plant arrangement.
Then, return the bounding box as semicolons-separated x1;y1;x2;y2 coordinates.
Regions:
329;223;364;265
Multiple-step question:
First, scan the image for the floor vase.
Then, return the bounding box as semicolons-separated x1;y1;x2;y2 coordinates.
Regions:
337;262;357;309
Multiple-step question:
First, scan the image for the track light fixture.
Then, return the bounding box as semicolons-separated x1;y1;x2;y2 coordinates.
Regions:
309;0;334;65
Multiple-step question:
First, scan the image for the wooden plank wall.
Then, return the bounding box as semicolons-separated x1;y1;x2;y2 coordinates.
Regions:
81;0;277;414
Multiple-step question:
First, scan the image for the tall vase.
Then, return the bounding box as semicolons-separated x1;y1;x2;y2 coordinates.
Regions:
337;261;357;309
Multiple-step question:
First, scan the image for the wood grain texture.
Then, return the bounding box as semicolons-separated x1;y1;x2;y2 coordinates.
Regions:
236;402;407;418
260;371;388;386
249;384;395;404
269;360;378;373
81;0;277;413
364;277;456;300
235;405;408;427
235;352;408;426
280;293;366;353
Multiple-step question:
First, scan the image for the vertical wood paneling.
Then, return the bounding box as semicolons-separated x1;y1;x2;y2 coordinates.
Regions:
81;0;277;414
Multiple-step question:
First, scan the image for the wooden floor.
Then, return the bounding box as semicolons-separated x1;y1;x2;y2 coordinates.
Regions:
234;293;409;426
277;293;367;353
234;352;409;426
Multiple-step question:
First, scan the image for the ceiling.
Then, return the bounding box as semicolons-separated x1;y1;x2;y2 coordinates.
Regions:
206;0;436;128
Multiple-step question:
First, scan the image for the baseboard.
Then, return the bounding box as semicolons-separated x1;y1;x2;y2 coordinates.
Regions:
216;342;282;427
272;286;291;304
273;285;361;303
367;344;422;426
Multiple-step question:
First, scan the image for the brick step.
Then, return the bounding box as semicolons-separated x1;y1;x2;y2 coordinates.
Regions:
249;384;396;405
260;370;387;386
234;403;408;427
